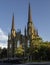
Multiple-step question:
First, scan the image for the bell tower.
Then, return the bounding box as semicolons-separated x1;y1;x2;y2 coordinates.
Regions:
8;13;17;57
27;3;35;39
27;3;40;47
27;3;32;38
27;3;35;46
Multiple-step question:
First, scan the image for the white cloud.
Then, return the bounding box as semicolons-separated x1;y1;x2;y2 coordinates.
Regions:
0;28;8;48
0;42;7;48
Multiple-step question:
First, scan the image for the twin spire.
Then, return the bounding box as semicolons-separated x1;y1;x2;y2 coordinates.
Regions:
11;3;32;31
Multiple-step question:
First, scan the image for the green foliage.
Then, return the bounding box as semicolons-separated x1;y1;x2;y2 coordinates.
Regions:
0;48;7;58
0;41;50;62
15;45;24;57
30;41;50;61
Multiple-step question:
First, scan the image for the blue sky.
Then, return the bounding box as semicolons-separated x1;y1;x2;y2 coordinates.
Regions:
0;0;50;48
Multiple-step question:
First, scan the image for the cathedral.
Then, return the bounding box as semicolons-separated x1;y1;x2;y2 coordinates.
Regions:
7;3;42;58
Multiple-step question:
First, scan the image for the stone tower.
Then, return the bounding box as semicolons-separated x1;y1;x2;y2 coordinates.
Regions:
8;14;17;57
27;3;42;48
27;3;42;61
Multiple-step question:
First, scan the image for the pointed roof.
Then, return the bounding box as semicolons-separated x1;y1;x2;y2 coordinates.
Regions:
12;13;15;30
28;3;32;23
27;3;37;35
24;26;26;36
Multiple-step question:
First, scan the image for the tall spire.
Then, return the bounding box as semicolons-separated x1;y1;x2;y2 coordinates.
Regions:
11;13;16;38
28;3;32;23
12;13;15;30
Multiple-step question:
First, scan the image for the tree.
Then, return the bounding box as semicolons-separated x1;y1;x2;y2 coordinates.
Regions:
1;48;7;58
15;44;24;57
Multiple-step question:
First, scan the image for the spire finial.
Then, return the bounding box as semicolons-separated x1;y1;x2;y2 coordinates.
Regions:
12;13;15;30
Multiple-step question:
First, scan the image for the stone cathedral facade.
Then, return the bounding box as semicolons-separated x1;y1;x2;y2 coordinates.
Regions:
7;4;42;58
